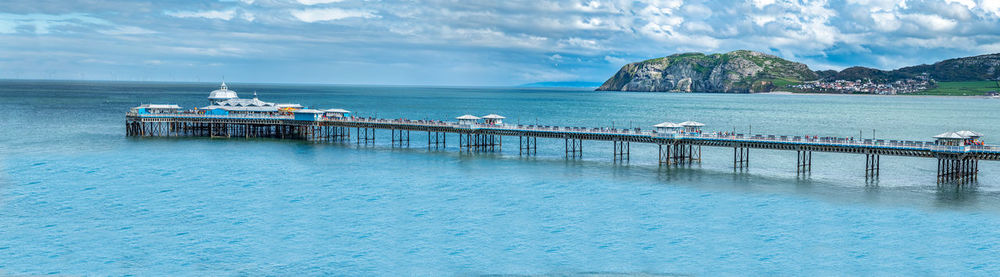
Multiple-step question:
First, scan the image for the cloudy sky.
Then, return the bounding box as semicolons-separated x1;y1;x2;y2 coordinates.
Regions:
2;0;1000;85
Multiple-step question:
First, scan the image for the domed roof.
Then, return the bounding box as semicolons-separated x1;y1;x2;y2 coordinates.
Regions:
208;82;238;100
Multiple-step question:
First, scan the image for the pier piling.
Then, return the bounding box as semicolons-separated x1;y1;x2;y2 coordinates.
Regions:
613;140;630;162
796;150;812;174
865;153;880;179
734;145;749;170
125;111;998;185
519;136;537;155
565;138;582;159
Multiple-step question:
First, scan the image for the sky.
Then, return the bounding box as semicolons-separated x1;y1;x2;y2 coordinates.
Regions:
2;0;1000;86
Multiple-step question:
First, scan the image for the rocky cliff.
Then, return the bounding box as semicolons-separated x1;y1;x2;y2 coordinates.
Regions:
597;50;818;93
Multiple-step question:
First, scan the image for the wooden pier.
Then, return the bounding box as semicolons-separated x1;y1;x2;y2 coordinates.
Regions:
126;112;1000;184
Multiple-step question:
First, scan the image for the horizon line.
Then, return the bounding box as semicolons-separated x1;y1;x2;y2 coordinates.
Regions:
0;78;601;89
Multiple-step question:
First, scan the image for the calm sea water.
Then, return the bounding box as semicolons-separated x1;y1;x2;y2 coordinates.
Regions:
2;80;1000;275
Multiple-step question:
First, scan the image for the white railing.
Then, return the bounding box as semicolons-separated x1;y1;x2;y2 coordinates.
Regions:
133;113;293;119
130;113;1000;153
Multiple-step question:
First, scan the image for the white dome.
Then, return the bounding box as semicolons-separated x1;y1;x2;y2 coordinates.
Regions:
208;82;238;100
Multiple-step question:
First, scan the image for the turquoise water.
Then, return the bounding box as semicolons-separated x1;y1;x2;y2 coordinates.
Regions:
2;80;1000;275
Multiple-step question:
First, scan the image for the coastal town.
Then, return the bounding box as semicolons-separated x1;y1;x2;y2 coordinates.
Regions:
787;76;933;95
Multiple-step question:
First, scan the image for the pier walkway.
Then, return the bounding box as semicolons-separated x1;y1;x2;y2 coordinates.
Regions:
127;112;999;184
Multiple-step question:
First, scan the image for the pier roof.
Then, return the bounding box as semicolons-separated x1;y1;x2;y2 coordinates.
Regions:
294;109;323;114
679;121;705;127
201;105;276;112
934;132;967;139
481;114;505;119
456;115;480;120
137;104;181;109
324;108;351;113
208;82;238;100
654;122;683;128
957;130;983;138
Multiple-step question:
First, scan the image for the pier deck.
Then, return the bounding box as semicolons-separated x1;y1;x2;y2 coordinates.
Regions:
127;112;997;183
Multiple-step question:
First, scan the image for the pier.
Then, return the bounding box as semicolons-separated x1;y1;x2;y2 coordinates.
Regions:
125;84;1000;184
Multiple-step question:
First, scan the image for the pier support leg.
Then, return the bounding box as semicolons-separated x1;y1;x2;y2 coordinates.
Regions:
613;140;630;162
427;131;445;149
865;153;880;180
357;127;375;144
391;129;410;147
519;136;537;155
460;133;475;151
658;144;672;166
565;138;582;159
733;146;749;170
671;143;697;165
796;150;812;174
937;156;979;184
690;145;702;163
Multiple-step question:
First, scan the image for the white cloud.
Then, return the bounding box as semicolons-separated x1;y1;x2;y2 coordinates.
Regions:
99;26;157;35
0;12;112;34
297;0;347;5
241;11;256;22
903;13;958;32
945;0;976;9
291;8;376;22
559;37;601;50
751;0;776;9
870;12;901;31
7;0;1000;84
0;19;16;34
517;67;578;82
165;10;236;21
163;45;258;57
985;0;1000;17
604;55;626;65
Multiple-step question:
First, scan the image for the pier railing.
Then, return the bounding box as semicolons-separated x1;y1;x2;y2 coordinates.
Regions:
127;113;1000;154
126;112;998;182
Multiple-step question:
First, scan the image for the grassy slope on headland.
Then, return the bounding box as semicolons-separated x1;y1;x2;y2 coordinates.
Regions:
911;81;1000;96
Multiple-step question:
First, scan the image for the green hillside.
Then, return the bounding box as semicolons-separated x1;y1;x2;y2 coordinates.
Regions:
913;81;1000;96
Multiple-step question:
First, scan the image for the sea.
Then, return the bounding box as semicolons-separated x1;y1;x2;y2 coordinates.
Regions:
1;80;1000;275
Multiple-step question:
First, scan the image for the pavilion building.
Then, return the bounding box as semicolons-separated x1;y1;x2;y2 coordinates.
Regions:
200;83;303;115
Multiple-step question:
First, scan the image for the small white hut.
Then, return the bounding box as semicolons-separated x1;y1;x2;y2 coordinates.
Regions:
456;115;481;125
934;132;968;146
323;108;351;118
481;114;505;125
679;121;705;133
653;122;683;135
